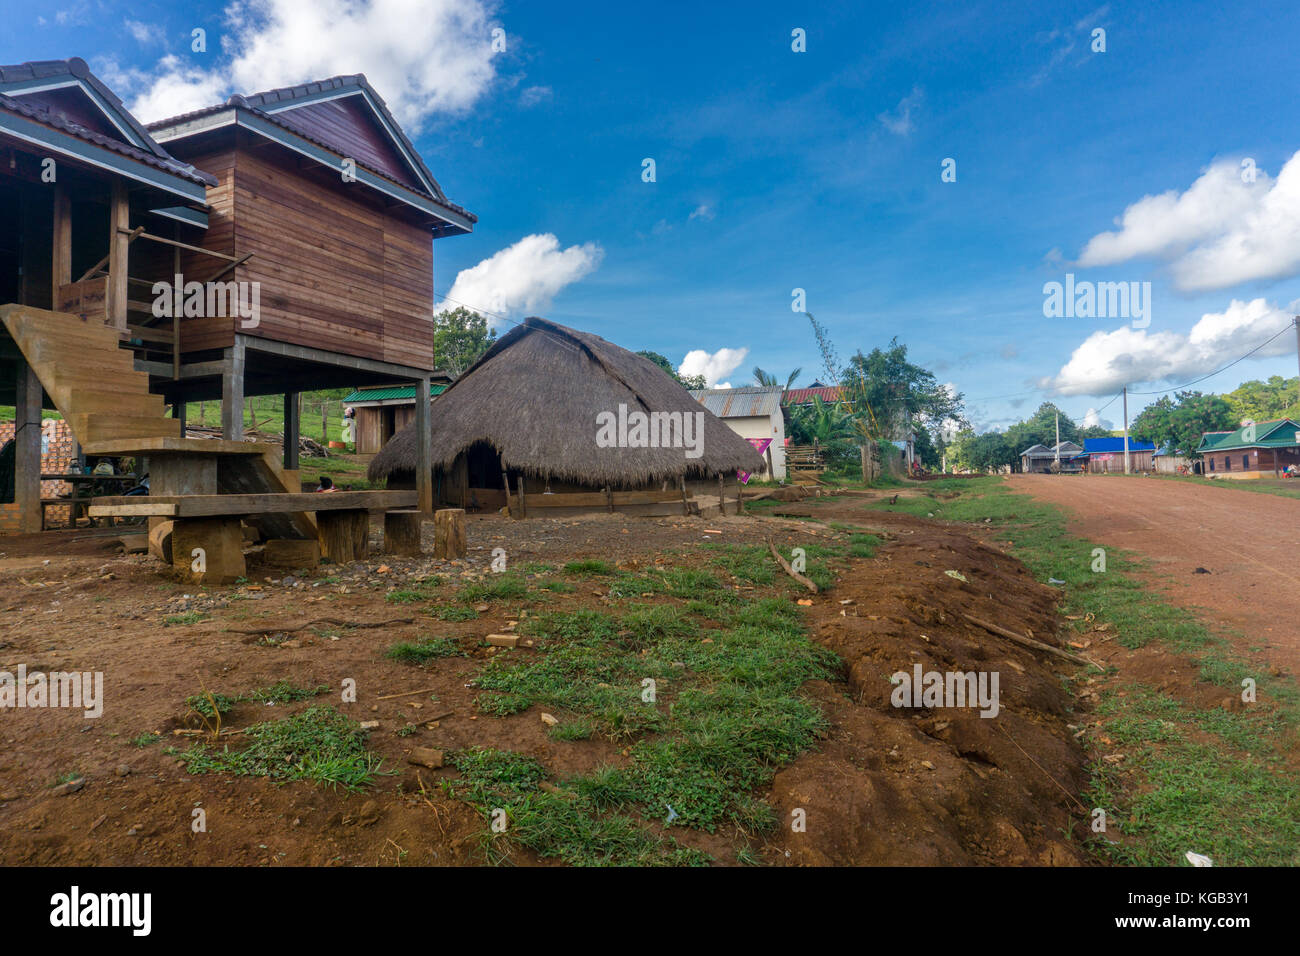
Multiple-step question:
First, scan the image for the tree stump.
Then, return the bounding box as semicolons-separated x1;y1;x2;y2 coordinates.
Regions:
148;519;174;564
433;508;466;559
317;509;369;563
384;510;424;556
171;517;245;585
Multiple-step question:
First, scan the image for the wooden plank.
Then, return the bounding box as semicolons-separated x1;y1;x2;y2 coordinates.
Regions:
88;502;178;518
80;437;270;457
89;490;417;518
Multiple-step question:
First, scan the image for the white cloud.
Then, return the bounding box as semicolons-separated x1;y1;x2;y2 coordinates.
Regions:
1081;408;1112;430
877;86;922;136
518;85;552;107
1077;154;1300;291
106;56;229;124
1044;297;1293;395
125;19;166;46
439;233;603;323
118;0;500;129
678;347;749;388
689;204;715;222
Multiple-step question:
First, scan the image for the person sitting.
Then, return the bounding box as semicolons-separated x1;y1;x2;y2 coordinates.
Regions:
315;475;337;493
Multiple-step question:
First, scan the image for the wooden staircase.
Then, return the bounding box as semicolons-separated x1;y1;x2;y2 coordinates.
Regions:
0;304;179;445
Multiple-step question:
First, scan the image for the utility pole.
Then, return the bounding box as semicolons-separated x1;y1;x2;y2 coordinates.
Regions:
1122;386;1131;475
1054;409;1060;465
1294;316;1300;410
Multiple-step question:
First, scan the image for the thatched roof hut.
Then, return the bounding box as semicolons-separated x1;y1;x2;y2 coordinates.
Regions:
368;317;763;490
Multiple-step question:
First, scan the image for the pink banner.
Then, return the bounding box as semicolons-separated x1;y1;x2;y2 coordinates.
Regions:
738;437;774;484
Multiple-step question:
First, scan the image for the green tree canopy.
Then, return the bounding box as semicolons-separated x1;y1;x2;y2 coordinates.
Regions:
1130;390;1236;456
434;307;497;377
636;350;707;390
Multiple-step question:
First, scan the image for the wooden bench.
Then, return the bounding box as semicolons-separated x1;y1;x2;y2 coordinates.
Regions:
89;490;419;583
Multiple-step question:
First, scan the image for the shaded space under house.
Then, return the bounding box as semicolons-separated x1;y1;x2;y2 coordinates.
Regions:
368;317;764;517
1;58;472;534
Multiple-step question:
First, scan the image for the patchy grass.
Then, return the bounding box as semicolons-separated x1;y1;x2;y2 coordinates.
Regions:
385;637;464;665
446;748;709;867
460;574;531;604
1085;688;1300;866
451;592;839;860
164;611;209;627
186;680;327;718
562;559;615;576
430;605;479;622
171;705;385;791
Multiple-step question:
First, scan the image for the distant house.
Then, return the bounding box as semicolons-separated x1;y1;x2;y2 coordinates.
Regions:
1152;442;1191;474
783;384;843;407
1196;419;1300;478
1020;441;1083;473
1079;436;1157;473
689;386;786;480
343;381;449;454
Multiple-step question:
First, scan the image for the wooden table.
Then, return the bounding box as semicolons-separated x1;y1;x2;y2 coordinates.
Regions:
40;473;137;529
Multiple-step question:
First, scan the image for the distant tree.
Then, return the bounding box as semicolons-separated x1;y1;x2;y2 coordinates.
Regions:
1131;390;1235;456
1224;375;1300;421
806;314;965;481
637;350;707;390
1004;402;1079;452
753;366;802;392
434;307;497;377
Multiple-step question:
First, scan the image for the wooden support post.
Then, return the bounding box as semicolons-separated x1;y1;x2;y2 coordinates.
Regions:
415;376;432;515
14;359;42;533
501;470;512;517
222;339;245;440
679;476;688;515
107;181;129;333
606;485;614;513
717;473;725;516
516;475;527;519
51;184;71;306
173;401;187;437
263;538;321;569
433;508;466;559
735;476;743;515
172;517;246;585
283;391;300;471
317;509;369;563
384;510;423;556
172;224;181;379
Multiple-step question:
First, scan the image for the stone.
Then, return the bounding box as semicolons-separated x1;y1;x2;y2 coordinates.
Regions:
407;747;444;769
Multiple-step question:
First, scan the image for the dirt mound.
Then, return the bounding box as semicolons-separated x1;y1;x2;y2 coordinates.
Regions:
761;511;1089;866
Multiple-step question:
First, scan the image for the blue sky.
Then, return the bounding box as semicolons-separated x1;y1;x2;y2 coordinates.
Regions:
7;0;1300;431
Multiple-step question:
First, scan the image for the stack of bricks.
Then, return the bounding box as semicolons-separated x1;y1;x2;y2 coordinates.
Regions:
0;418;78;532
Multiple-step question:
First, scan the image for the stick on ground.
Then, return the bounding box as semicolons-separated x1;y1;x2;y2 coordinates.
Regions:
768;538;819;593
224;617;415;635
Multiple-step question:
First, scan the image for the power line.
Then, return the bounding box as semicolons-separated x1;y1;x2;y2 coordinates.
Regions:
1127;323;1294;395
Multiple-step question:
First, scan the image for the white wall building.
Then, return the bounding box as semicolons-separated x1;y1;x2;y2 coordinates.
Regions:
689;386;787;480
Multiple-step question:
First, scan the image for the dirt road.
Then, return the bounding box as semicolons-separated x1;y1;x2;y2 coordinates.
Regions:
1010;474;1299;661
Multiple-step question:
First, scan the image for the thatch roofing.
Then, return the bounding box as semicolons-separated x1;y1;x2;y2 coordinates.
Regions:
368;317;764;486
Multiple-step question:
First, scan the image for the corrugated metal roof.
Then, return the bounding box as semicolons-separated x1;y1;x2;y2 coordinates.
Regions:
688;386;784;418
343;383;447;404
784;386;843;404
